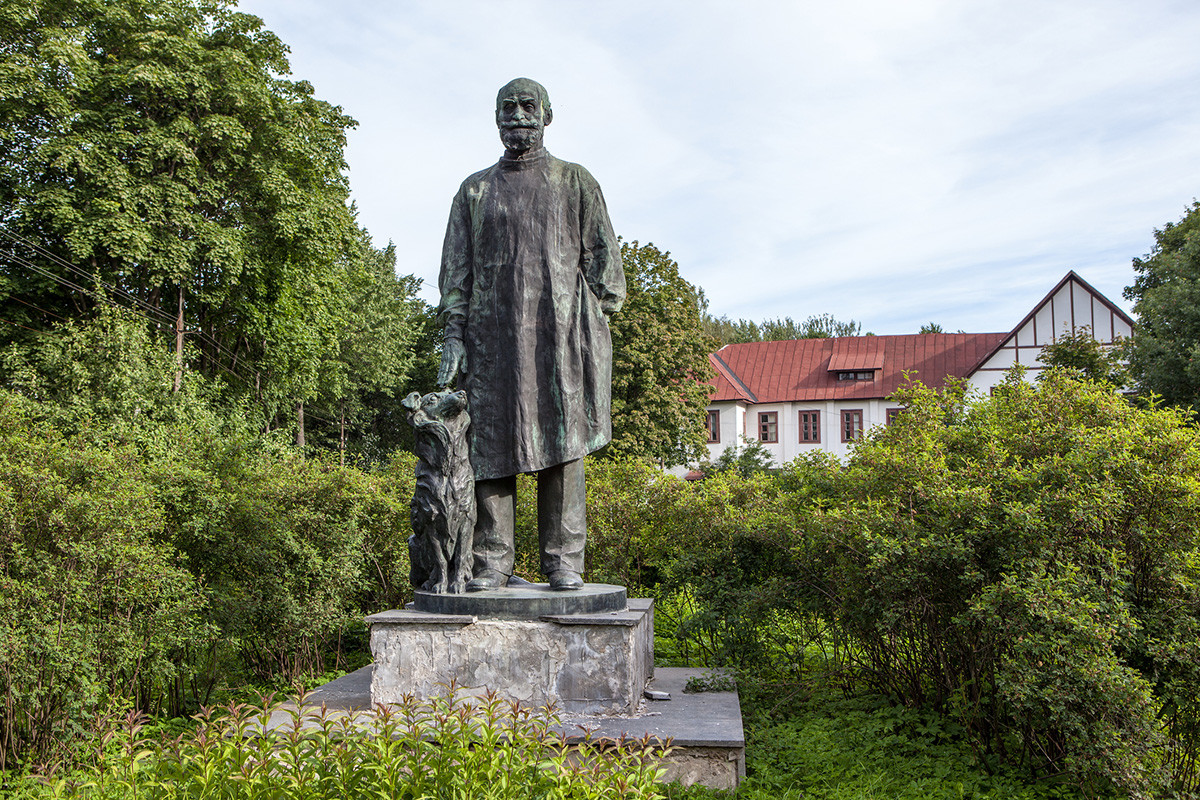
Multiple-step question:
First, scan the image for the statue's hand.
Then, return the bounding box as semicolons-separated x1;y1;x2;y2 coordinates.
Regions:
437;337;467;387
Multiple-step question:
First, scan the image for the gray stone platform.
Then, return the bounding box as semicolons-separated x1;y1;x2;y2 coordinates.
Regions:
413;582;627;619
367;598;653;715
266;665;744;790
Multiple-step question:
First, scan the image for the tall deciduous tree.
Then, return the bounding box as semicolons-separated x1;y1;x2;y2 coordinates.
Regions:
1125;201;1200;409
700;300;866;345
310;233;429;464
0;0;359;426
608;240;714;467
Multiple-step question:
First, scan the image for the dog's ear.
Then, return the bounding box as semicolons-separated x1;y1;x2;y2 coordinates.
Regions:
402;391;422;412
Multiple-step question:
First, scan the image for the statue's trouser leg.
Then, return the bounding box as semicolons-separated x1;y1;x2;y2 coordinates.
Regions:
474;475;516;577
538;458;586;576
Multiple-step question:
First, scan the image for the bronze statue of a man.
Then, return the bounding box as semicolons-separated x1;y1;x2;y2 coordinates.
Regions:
436;78;625;592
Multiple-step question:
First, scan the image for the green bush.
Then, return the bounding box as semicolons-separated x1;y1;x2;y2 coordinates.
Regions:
29;690;668;800
0;311;416;767
0;397;208;771
582;372;1200;797
799;372;1200;797
152;443;409;686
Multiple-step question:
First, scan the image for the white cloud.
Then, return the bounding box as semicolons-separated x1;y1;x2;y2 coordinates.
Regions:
237;0;1200;333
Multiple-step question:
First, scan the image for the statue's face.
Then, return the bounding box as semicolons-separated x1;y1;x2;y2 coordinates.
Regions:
496;87;548;153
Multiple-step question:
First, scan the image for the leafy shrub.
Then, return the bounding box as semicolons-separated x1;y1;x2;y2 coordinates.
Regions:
0;397;208;771
0;311;415;766
583;372;1200;797
799;372;1200;797
33;690;668;800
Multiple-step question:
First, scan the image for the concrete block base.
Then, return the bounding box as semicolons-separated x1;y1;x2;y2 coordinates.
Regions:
366;599;654;716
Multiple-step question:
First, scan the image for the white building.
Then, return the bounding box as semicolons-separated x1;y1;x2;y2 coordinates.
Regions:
701;272;1134;466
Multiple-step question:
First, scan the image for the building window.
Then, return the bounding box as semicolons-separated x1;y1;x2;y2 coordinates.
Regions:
836;371;875;381
841;409;863;442
799;410;820;442
706;410;720;443
886;408;903;425
759;412;778;443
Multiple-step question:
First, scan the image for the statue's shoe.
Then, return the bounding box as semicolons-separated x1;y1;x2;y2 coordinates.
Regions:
548;569;583;591
467;569;508;592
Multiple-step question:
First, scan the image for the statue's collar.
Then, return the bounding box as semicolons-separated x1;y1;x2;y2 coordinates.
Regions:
499;147;549;170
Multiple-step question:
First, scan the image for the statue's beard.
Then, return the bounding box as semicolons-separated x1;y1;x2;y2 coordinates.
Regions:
500;126;542;152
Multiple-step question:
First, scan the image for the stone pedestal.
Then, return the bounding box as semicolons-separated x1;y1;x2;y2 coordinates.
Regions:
367;592;653;716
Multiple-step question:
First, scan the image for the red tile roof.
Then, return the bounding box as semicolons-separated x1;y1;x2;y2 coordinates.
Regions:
708;332;1007;403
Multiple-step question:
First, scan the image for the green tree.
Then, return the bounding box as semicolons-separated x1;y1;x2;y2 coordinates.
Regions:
699;435;775;477
918;321;944;334
608;240;714;466
0;0;361;427
1124;201;1200;408
700;303;866;345
1037;326;1129;388
794;312;863;338
309;233;427;464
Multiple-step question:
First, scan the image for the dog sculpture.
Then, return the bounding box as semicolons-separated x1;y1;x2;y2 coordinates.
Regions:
403;389;476;594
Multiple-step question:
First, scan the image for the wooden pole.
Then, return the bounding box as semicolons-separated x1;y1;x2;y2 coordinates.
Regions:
173;285;184;392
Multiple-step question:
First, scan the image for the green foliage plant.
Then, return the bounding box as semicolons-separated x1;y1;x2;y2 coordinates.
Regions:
0;308;416;765
1124;201;1200;410
698;435;775;477
35;690;669;800
581;457;809;673
0;395;209;772
799;371;1200;797
608;241;715;467
1036;327;1129;389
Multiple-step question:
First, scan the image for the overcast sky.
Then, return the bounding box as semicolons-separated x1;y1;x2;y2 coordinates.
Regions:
235;0;1200;335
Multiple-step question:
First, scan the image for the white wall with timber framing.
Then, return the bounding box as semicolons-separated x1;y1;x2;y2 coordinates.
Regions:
965;271;1134;396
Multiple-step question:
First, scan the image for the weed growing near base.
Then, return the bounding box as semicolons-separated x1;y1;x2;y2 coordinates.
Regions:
15;689;669;800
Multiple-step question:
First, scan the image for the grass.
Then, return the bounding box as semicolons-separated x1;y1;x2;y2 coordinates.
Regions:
668;667;1118;800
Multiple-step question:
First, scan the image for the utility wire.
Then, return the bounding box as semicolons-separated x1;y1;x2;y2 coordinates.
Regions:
0;235;251;374
0;225;266;371
0;315;58;336
0;229;355;430
0;247;169;330
0;225;177;325
0;246;263;392
8;293;67;321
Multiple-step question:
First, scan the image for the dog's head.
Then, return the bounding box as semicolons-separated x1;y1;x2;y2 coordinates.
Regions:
403;389;469;428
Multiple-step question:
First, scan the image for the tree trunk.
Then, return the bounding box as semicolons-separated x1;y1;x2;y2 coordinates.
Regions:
339;399;346;468
296;401;306;447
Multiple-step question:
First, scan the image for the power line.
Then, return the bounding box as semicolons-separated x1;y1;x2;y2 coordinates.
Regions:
0;225;177;326
0;315;58;336
0;230;354;422
0;247;264;392
0;234;249;370
2;226;261;370
0;246;169;330
8;293;66;321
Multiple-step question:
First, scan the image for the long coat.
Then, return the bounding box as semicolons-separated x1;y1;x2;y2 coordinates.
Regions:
438;149;625;481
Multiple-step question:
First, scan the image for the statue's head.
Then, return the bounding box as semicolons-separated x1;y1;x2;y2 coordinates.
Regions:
495;78;552;154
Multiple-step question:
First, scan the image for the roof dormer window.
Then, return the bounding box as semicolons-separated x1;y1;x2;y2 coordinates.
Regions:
836;370;875;381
